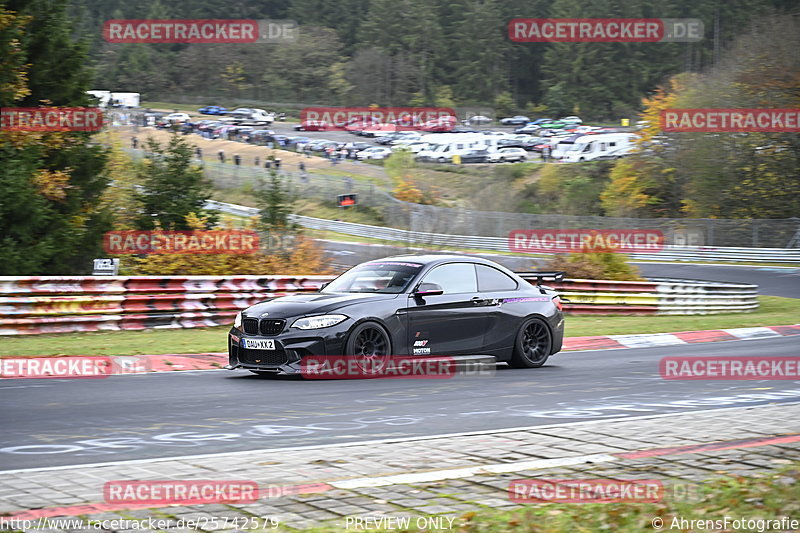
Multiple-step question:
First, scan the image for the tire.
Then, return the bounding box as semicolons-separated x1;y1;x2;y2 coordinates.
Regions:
345;321;393;374
578;157;585;162
437;157;447;163
509;317;552;368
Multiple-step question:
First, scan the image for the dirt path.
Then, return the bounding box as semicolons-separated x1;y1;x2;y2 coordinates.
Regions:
114;126;390;181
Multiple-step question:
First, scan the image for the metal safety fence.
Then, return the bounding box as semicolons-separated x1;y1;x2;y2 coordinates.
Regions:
124;146;800;249
0;275;758;336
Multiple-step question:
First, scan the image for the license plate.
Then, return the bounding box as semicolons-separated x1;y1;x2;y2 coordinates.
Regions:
241;338;275;350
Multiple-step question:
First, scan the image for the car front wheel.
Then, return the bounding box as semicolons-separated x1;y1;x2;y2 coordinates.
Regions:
509;317;552;368
345;321;393;375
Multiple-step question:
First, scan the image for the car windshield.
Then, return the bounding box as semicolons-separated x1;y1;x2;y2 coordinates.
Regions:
321;261;423;293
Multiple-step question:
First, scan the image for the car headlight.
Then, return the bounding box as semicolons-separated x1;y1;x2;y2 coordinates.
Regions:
233;312;243;329
291;314;347;330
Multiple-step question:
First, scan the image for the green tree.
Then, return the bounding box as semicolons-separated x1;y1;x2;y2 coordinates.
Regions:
135;134;217;230
0;0;112;275
493;91;516;117
256;170;298;253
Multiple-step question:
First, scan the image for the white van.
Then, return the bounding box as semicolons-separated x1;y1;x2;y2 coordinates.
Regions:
549;134;582;160
560;133;638;163
109;92;140;108
416;134;498;163
226;108;275;125
86;90;111;107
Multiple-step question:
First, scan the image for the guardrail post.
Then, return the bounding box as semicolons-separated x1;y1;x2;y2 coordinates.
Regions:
707;220;715;247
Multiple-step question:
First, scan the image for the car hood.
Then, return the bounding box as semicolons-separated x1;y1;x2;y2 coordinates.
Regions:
243;292;399;319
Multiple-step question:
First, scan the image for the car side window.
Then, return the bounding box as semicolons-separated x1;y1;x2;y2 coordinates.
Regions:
476;264;518;292
420;263;477;294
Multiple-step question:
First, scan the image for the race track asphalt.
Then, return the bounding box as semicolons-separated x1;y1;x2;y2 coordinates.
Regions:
2;335;798;471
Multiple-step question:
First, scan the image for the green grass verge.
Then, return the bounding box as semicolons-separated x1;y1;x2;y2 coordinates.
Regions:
0;327;231;357
0;296;796;357
302;463;800;532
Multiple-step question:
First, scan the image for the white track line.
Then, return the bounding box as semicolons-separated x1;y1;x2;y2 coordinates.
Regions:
330;454;618;489
3;402;799;475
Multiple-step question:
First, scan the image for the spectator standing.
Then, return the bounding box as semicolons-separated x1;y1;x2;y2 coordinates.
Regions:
218;149;225;163
131;136;138;149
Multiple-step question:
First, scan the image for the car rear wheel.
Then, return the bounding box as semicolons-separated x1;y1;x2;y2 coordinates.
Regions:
346;321;393;374
437;157;447;163
509;317;552;368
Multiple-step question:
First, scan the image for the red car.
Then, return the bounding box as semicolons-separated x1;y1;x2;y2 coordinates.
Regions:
419;115;457;132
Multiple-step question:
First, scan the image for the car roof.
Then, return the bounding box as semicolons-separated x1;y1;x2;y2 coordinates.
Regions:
365;254;505;268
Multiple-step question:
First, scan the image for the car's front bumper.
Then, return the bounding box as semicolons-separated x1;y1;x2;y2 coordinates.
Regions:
227;322;351;374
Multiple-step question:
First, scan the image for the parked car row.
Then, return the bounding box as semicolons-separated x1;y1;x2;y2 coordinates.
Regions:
196;105;283;125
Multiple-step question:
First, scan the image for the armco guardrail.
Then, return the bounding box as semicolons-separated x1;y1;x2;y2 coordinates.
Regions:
532;277;760;316
284;213;800;264
0;276;330;336
0;275;757;335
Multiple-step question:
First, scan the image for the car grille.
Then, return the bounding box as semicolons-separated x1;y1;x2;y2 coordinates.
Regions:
242;318;259;335
260;319;286;336
237;347;289;367
241;318;286;336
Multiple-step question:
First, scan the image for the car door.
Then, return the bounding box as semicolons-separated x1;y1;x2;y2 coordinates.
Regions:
406;263;489;355
475;264;523;353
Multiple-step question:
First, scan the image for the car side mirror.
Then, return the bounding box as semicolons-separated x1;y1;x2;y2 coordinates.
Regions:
414;283;444;297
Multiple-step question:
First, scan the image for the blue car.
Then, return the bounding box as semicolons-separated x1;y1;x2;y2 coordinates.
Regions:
198;105;228;115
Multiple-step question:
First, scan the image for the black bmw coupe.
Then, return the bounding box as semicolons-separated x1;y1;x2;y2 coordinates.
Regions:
227;255;565;375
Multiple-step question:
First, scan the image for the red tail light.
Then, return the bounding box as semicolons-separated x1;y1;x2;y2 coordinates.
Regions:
552;296;563;311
